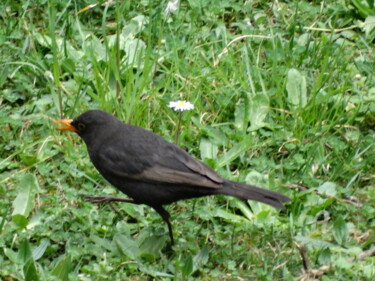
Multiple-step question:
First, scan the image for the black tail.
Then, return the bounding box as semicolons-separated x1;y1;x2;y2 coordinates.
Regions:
221;180;290;209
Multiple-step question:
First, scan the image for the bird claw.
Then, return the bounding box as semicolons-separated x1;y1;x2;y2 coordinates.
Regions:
80;194;134;204
80;195;126;216
80;194;112;204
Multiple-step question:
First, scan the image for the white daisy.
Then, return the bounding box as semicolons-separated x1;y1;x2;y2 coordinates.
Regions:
168;100;194;111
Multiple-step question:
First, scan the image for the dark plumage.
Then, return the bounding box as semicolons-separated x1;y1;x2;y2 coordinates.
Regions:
57;110;290;244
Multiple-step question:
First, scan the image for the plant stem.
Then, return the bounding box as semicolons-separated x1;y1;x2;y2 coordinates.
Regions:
175;111;182;144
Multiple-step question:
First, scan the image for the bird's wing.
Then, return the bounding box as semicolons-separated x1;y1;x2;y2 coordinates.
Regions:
96;136;224;189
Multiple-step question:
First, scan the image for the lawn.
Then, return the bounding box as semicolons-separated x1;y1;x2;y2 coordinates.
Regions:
1;0;374;280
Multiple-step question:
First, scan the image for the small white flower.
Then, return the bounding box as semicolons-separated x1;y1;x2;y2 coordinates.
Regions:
164;0;179;14
168;100;194;111
355;74;361;79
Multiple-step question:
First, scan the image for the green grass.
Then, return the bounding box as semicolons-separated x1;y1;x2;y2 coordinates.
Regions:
1;0;374;280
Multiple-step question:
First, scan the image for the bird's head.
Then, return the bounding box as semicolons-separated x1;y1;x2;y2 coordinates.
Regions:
55;110;118;144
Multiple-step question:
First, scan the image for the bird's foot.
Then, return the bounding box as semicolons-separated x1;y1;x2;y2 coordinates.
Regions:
80;194;134;204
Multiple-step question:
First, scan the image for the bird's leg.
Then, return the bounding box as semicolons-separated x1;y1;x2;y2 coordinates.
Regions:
153;206;174;245
81;194;135;204
81;195;136;216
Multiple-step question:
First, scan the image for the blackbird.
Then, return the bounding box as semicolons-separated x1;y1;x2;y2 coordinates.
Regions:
56;110;290;244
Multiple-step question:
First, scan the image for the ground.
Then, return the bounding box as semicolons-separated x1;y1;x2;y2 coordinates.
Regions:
0;0;374;280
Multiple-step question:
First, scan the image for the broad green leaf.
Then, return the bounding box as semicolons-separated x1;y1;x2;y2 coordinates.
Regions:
294;235;335;250
333;216;348;246
33;33;83;60
12;214;28;229
114;233;140;259
351;0;373;18
86;36;107;61
234;102;246;130
12;174;40;228
182;255;194;277
107;16;147;68
138;268;174;278
245;170;268;187
191;117;228;146
248;93;269;130
293;153;305;164
286;68;307;109
310;197;335;214
199;138;218;160
214;209;251;225
233;199;254;220
123;15;148;38
193;245;209;268
254;209;278;225
0;205;10;234
24;259;39;281
4;248;19;264
317;182;338;196
124;39;146;67
363;16;375;39
18;239;32;264
32;239;50;261
18;239;40;281
119;204;145;223
34;33;52;47
28;211;44;229
218;138;252;167
318;248;331;265
362;231;375;248
51;255;72;281
19;153;38;166
203;127;228;146
335;256;352;269
139;235;165;256
90;235;113;252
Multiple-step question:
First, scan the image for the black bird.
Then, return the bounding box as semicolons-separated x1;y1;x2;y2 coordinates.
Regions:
56;110;290;244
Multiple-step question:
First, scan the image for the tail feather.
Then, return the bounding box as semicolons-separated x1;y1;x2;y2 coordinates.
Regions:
221;180;290;209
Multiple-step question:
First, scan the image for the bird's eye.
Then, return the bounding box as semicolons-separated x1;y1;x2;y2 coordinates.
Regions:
77;122;86;131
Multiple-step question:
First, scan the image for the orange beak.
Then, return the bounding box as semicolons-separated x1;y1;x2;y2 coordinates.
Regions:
55;119;77;132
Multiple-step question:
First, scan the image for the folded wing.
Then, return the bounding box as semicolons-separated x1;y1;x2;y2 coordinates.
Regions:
97;137;224;189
